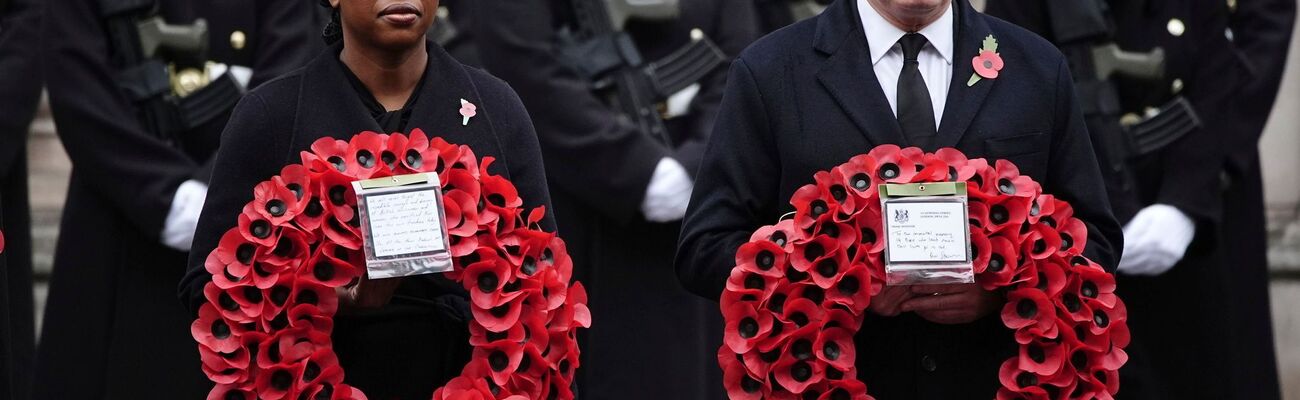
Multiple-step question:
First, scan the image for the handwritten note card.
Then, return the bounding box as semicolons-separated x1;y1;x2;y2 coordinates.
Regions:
365;189;446;258
884;201;969;263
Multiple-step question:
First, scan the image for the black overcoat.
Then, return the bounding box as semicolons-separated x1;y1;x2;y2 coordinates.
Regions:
0;0;43;396
35;0;321;397
178;40;556;399
675;1;1123;398
474;0;759;398
1218;0;1295;398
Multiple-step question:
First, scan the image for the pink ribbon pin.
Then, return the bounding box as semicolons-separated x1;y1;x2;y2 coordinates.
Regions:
460;99;477;126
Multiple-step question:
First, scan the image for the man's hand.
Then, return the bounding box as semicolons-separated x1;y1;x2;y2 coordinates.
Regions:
899;284;1002;325
1117;204;1196;276
868;286;915;317
338;275;403;309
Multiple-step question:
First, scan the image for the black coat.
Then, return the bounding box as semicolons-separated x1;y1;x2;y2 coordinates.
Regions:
474;1;760;398
1216;1;1295;399
178;40;556;400
986;0;1248;398
675;1;1123;398
35;0;321;397
0;0;43;397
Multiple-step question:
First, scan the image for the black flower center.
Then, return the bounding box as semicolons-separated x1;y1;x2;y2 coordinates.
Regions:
990;205;1009;225
1081;281;1099;298
1016;299;1037;319
770;231;788;247
296;289;319;306
1016;372;1037;388
1063;293;1081;312
478;272;499;292
271;370;293;390
989;254;1006;272
792;361;813;382
879;163;900;180
792;339;813;360
305;198;324;217
830;185;847;202
791;312;809;327
270;286;290;306
824;342;841;361
236;244;256;265
1094;310;1110;328
803;242;825;262
327;156;346;172
810;200;829;218
744;274;765;291
489;351;509;371
381;151;397;169
757;251;776;270
328;185;347;206
816;259;838;278
250;220;272;239
211;319;231;339
266;199;286;217
739;318;759;339
741;376;762;393
852;173;871;191
313;261;335;282
837;276;860;295
356;150;375;168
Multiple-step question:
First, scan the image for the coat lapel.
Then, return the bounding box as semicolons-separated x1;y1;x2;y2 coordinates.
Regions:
814;0;906;147
933;0;995;148
292;41;506;175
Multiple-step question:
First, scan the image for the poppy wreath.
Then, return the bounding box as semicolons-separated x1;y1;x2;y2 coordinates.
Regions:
718;145;1129;400
192;129;591;400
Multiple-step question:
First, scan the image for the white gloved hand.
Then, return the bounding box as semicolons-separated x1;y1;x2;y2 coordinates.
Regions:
641;157;694;223
1117;204;1196;276
162;180;209;251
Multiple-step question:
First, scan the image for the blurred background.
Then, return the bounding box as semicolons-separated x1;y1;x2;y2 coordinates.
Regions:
5;0;1299;398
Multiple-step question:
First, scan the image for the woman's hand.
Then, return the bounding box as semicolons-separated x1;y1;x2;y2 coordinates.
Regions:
899;284;1002;325
338;275;403;309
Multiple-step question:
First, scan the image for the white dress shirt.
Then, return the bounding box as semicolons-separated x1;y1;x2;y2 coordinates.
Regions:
858;1;955;128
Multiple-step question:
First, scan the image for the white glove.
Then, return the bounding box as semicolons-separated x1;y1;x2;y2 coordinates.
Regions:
641;157;694;223
162;180;209;251
1117;204;1196;276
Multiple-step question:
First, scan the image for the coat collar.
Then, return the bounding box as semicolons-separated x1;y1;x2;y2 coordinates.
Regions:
293;39;497;160
814;0;995;150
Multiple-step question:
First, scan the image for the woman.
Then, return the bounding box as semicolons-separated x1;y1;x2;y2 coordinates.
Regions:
178;0;554;398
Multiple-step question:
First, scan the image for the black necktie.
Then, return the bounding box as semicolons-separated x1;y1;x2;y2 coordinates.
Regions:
897;33;937;148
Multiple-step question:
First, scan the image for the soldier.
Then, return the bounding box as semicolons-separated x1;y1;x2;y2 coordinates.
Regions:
35;0;323;397
0;0;43;397
985;0;1254;398
474;1;760;398
1218;0;1294;398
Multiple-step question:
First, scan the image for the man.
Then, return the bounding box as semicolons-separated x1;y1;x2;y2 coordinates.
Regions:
0;0;43;397
676;0;1122;397
35;0;322;397
474;1;760;398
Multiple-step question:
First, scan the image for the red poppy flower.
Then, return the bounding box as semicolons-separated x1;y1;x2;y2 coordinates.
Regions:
198;337;250;384
399;128;441;173
721;347;767;400
253;180;301;226
987;196;1031;236
773;326;825;394
808;246;850;289
792;184;836;231
253;361;304;400
974;50;1004;79
310;137;350;174
299;347;344;388
977;235;1020;289
781;296;826;329
727;268;779;302
992;160;1038;198
867;144;918;184
1026;195;1054;225
724;301;775;354
194;304;243;353
532;268;569;312
301;244;359;288
790;235;839;273
342;131;385;178
936;148;979;182
838;154;882;201
850;207;885;257
472;292;526;334
1002;288;1056;336
239;204;281;248
815;327;855;370
814;170;858;221
911;152;953;183
996;359;1050;399
1071;262;1118;309
287;303;334;333
207;385;256;400
466;257;527;309
1022;223;1061;261
262;227;309;270
1056;218;1087;257
1022;257;1068;297
1018;339;1067;377
825;263;871;311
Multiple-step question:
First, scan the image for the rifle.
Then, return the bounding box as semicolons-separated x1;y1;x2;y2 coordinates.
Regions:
561;0;729;145
99;0;244;141
1043;0;1193;166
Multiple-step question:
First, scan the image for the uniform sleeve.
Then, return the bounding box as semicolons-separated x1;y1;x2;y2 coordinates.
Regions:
1225;0;1296;164
180;94;283;314
0;0;44;173
472;0;670;223
675;58;782;300
1049;58;1123;271
45;0;201;241
249;0;323;88
672;0;762;176
1154;2;1235;227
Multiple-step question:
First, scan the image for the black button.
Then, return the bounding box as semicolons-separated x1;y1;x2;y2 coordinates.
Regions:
920;355;937;372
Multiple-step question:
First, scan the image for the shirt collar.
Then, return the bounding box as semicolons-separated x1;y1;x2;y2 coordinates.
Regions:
858;1;955;66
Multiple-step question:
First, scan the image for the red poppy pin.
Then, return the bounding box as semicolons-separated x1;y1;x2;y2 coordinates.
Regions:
968;34;1004;87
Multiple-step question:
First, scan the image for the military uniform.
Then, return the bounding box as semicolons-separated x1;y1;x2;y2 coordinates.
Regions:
0;0;43;397
474;1;760;398
35;0;322;397
987;0;1253;398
